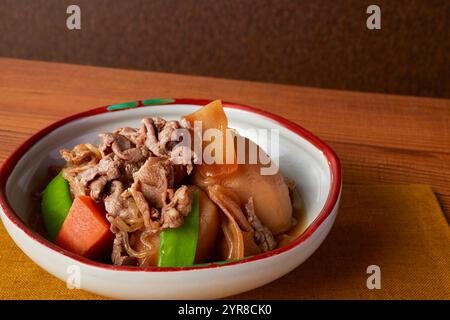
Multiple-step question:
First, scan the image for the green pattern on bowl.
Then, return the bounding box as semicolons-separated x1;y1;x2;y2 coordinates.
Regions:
107;98;175;111
141;98;175;106
107;101;139;111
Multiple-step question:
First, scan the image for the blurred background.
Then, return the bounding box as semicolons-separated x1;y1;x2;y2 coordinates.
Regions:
0;0;448;98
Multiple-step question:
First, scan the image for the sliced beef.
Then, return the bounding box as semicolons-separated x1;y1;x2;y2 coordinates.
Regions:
62;170;87;197
129;180;155;230
141;118;163;156
104;180;126;218
102;117;192;166
97;154;122;180
77;166;98;185
60;144;100;166
128;157;192;230
90;176;109;200
78;154;121;186
99;132;147;163
132;157;175;209
157;119;180;152
104;181;141;223
114;127;146;146
60;144;101;197
85;154;122;201
59;117;197;268
141;117;182;157
161;185;193;229
121;161;143;185
113;145;146;163
98;133;115;157
245;197;277;252
111;233;137;266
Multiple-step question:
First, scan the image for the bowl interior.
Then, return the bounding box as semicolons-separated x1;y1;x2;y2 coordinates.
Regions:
6;104;331;244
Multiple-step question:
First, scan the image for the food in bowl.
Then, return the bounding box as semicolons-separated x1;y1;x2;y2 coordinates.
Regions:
35;100;302;268
0;98;341;299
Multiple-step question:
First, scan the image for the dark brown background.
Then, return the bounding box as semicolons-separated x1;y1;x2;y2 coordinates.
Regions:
0;0;449;98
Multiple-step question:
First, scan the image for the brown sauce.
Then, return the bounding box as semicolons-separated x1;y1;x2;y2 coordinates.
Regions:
276;188;307;248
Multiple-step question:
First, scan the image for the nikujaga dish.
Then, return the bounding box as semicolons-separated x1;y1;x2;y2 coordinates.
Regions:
0;98;341;298
37;100;301;267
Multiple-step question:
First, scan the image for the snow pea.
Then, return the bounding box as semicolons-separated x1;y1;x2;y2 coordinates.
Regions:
41;171;73;241
158;190;199;267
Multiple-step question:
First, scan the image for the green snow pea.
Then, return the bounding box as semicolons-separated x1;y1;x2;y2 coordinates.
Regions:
158;190;199;267
41;171;73;241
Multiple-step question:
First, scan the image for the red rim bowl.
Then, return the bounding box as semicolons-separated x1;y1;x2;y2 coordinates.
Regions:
0;98;341;272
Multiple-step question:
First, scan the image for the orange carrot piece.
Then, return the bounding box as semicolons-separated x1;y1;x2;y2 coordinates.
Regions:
56;196;114;260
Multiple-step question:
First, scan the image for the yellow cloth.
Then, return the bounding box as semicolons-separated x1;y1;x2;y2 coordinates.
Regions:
0;184;449;299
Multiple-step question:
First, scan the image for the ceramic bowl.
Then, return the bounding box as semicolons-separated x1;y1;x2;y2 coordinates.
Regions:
0;99;341;299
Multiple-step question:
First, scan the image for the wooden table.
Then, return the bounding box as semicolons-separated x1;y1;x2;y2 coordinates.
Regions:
1;57;449;221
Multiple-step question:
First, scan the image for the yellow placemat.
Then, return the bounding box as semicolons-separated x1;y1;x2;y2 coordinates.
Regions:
1;184;449;299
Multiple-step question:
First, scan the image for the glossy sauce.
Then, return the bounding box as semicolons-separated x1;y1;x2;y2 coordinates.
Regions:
276;189;307;248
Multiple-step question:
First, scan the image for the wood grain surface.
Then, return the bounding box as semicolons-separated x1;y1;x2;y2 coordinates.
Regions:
0;58;449;220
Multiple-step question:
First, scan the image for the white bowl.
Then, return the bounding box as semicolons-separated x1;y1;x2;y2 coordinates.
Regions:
0;99;341;299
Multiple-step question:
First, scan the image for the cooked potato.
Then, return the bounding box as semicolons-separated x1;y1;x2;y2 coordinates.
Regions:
194;138;293;235
194;187;220;263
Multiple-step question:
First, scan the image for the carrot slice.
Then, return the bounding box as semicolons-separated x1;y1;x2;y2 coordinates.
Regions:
56;196;114;260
